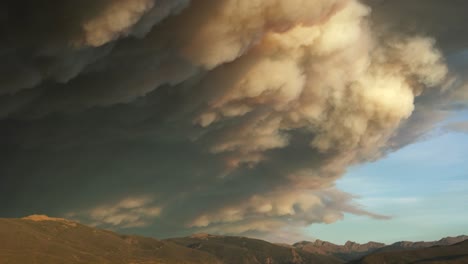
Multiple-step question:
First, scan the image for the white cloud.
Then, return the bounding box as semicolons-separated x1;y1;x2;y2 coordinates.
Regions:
68;196;162;228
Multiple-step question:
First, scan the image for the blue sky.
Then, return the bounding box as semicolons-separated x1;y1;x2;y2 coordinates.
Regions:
308;112;468;244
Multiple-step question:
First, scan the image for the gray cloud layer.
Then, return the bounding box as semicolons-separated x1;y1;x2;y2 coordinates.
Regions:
1;0;467;242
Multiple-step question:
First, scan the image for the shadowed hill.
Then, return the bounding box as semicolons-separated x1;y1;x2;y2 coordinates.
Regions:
0;215;222;264
166;234;343;264
349;240;468;264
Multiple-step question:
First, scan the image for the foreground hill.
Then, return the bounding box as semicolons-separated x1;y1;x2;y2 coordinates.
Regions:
350;240;468;264
0;215;221;264
167;234;343;264
1;215;466;264
0;215;342;264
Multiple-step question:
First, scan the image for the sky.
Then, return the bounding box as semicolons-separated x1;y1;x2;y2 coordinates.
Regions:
309;112;468;244
0;0;468;244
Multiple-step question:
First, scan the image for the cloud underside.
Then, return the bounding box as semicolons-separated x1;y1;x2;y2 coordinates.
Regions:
0;0;467;241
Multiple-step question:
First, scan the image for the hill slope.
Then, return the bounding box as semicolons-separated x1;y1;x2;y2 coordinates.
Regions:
0;215;221;264
167;234;343;264
350;240;468;264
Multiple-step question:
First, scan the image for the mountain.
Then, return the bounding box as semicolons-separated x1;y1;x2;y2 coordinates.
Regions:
166;233;343;264
0;215;222;264
292;236;468;262
373;235;468;254
0;215;342;264
293;240;385;261
0;215;466;264
349;240;468;264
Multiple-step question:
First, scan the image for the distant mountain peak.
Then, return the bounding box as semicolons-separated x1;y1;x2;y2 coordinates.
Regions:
350;237;468;264
293;238;386;262
438;235;468;244
344;241;357;247
313;239;336;246
387;235;468;250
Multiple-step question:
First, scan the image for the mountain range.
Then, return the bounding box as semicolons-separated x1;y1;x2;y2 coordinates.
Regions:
0;215;466;264
294;235;468;262
350;240;468;264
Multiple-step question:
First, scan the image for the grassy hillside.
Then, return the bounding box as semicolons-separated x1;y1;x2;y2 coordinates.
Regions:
0;216;221;264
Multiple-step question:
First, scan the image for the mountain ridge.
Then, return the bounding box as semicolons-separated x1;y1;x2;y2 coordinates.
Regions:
349;240;468;264
293;235;468;261
0;215;467;263
0;216;341;264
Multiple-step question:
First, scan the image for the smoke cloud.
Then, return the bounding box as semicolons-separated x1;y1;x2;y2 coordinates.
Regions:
0;0;466;241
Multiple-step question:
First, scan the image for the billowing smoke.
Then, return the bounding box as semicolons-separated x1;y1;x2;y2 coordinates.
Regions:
0;0;466;241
